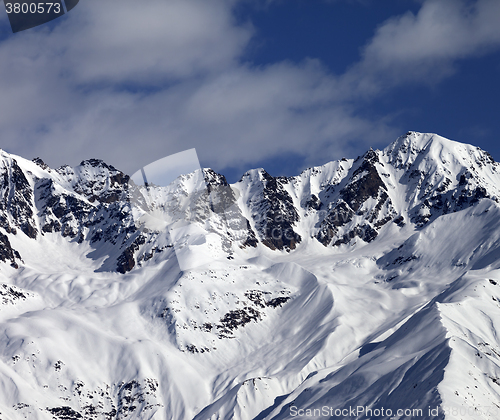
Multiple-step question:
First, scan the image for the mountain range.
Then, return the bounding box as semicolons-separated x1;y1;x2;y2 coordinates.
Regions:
1;131;500;419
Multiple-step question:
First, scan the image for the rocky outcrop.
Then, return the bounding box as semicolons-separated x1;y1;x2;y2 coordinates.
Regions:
243;170;302;251
316;149;396;246
0;158;37;238
1;132;499;272
0;232;21;268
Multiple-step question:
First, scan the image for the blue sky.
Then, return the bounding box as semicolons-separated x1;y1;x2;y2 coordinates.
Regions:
1;0;500;183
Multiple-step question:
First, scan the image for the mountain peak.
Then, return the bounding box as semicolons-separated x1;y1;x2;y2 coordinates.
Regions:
383;131;495;174
79;158;118;172
386;131;458;153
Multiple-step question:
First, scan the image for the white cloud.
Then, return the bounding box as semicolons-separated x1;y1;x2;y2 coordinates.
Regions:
0;59;392;175
59;0;252;83
0;0;499;178
355;0;500;88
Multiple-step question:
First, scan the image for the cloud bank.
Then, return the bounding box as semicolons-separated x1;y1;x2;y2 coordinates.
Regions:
0;0;499;178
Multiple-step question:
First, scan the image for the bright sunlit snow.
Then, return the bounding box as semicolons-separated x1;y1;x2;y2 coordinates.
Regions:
1;132;500;419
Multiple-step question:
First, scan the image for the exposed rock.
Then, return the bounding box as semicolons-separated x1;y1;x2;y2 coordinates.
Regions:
0;232;21;268
116;234;146;274
305;194;321;210
0;283;31;304
339;149;387;213
316;149;392;246
32;157;49;170
247;170;302;251
0;159;38;238
217;306;262;338
1;132;499;274
46;406;82;420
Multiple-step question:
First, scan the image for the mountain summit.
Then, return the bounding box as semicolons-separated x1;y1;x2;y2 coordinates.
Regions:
1;132;500;419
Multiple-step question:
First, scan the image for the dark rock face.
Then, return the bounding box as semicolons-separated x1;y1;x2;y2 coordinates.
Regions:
0;232;21;268
116;233;146;274
246;170;302;251
0;159;38;238
304;194;321;210
316;149;395;246
241;219;258;248
340;149;386;213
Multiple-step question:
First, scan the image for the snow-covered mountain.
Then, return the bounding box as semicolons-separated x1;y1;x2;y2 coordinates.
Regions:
1;132;500;419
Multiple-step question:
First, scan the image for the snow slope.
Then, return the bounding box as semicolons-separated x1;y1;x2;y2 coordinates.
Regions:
0;132;500;419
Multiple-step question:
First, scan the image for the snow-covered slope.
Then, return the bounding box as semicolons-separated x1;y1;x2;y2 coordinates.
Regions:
1;132;500;419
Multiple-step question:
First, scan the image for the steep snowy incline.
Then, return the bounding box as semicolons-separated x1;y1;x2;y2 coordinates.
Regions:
257;200;500;420
0;132;500;419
